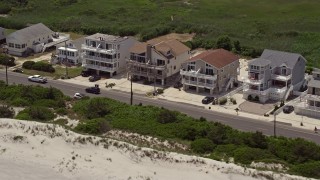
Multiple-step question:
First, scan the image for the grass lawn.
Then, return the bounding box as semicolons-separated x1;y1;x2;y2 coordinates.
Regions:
2;0;320;67
22;65;83;79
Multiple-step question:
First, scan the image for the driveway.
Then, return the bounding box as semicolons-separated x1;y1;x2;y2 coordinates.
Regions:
239;101;274;115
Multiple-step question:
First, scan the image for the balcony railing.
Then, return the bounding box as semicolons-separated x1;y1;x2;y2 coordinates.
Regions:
182;79;215;88
82;64;117;72
180;69;217;80
243;74;264;84
306;94;320;101
82;45;116;55
127;59;166;70
84;55;118;63
271;74;292;81
130;70;166;78
243;87;269;95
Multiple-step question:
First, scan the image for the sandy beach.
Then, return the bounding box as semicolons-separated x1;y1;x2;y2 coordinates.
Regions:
0;118;311;180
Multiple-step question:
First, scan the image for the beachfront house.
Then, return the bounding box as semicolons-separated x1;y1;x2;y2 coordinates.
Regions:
6;23;69;56
243;49;306;103
295;68;320;118
51;37;84;65
180;49;239;95
81;33;137;77
127;39;190;86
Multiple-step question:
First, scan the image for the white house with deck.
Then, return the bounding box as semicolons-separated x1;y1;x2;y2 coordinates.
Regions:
81;33;137;77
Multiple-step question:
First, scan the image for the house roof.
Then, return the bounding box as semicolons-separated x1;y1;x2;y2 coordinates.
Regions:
7;23;54;41
85;33;128;43
130;39;190;58
130;42;147;54
248;58;271;67
260;49;306;69
189;49;239;68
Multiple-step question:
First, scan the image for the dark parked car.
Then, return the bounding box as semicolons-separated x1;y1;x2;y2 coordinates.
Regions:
283;105;294;114
85;84;100;94
81;71;90;77
202;96;215;104
89;75;101;82
12;68;24;73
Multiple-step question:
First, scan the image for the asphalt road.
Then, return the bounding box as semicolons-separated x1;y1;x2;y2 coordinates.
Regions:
1;70;320;144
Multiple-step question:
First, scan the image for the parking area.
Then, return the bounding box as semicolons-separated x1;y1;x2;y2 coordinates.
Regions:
239;101;275;115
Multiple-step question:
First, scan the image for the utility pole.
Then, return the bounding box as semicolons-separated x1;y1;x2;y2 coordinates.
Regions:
65;41;69;78
2;46;9;85
130;73;133;105
153;65;156;95
273;113;276;137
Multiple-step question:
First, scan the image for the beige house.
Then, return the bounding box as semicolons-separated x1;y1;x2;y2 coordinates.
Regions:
127;39;190;85
181;49;239;95
295;68;320;118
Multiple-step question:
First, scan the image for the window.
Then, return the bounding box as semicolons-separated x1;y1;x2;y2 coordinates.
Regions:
174;66;176;70
117;44;120;50
118;53;120;59
9;43;14;48
15;44;21;49
22;44;25;48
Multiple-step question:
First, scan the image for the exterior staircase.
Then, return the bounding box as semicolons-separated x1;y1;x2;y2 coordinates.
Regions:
283;85;293;101
223;77;234;92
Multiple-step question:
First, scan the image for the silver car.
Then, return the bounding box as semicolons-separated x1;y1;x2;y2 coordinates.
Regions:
28;75;47;83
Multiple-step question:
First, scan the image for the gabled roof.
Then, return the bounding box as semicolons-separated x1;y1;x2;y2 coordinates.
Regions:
130;42;147;54
189;49;239;69
7;23;54;41
248;58;271;67
130;39;190;58
260;49;306;69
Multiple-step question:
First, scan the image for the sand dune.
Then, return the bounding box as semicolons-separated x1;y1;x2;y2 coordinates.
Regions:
0;118;310;180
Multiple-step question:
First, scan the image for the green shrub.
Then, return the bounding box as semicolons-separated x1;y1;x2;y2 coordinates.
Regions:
289;161;320;178
75;118;111;135
22;61;35;69
233;147;276;164
73;97;110;119
207;122;228;144
219;97;227;105
0;54;15;66
10;98;29;106
248;95;252;101
216;35;232;51
16;106;55;121
230;98;237;105
156;109;177;124
156;88;164;94
254;96;259;102
191;138;215;154
32;61;55;73
22;61;55;72
0;105;15;118
55;108;68;115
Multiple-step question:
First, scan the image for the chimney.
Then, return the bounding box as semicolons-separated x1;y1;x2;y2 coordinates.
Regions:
146;44;152;62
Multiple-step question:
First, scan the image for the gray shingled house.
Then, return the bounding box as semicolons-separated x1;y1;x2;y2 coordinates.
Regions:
6;23;54;56
243;49;306;103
